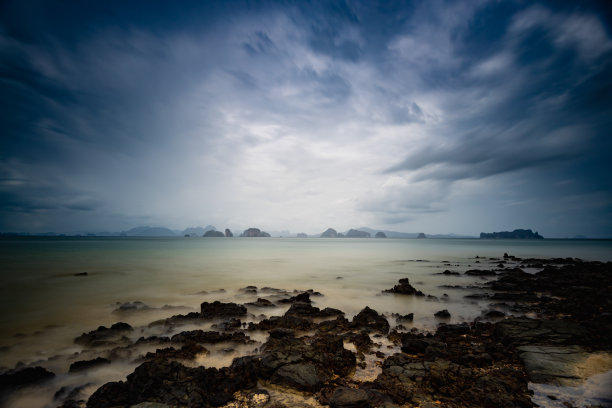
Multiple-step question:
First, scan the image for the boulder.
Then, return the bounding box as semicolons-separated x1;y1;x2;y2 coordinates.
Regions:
383;278;425;296
200;301;247;318
74;322;133;347
329;387;370;407
351;306;390;333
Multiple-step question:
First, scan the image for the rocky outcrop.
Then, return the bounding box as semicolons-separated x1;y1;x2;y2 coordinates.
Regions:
345;229;371;238
296;232;308;238
375;231;387;238
69;357;111;372
480;229;544;239
86;358;258;408
0;366;55;393
240;228;271;237
74;322;133;347
417;232;426;239
224;228;233;237
382;278;426;296
351;306;390;333
200;301;247;318
320;228;338;238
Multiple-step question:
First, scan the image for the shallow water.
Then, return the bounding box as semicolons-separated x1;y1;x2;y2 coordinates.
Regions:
1;237;611;407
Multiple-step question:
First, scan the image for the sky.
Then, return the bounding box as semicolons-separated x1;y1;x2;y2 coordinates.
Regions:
1;0;611;238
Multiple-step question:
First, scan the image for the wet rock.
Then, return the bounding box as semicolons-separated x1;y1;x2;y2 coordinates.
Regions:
148;311;202;327
239;286;258;294
87;357;258;408
144;343;208;361
212;318;242;331
465;269;497;276
434;309;450;318
200;301;247;319
277;292;311;304
351;307;390;334
382;278;425;296
442;270;460;275
484;310;506;319
74;322;133;347
171;330;252;345
396;313;414;323
249;315;315;331
69;357;111;372
259;333;356;392
329;387;370;408
346;331;373;353
245;298;275;308
0;366;55;392
495;317;588;346
268;328;294;339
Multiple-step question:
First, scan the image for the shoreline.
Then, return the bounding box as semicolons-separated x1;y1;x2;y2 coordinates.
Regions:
1;254;611;408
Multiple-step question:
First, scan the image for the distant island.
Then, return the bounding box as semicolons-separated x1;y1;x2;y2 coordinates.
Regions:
240;228;271;237
480;229;544;239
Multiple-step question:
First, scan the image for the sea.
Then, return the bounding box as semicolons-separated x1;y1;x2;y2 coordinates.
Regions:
1;237;611;407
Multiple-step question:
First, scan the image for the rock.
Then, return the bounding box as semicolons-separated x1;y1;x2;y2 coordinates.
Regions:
225;228;233;237
417;233;426;239
240;228;271;237
401;337;430;354
434;309;450;318
277;292;311;304
200;301;247;318
396;313;414;322
375;232;387;238
203;230;225;237
144;343;208;360
74;272;88;276
345;229;371;238
484;310;506;319
495;318;588;346
0;366;55;391
320;228;338;238
87;358;258;408
465;269;497;276
69;357;111;372
329;387;370;407
271;363;325;392
245;298;275;308
382;278;425;296
352;307;390;333
170;330;252;344
259;334;356;392
74;322;133;347
442;270;460;275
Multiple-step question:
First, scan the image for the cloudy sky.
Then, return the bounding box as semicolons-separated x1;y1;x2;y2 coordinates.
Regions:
1;0;611;237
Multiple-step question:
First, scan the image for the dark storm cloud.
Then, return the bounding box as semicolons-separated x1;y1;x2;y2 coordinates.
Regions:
1;0;611;236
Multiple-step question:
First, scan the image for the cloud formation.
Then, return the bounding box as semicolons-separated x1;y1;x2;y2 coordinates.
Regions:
1;0;611;237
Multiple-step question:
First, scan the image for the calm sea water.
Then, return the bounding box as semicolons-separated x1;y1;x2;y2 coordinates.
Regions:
1;237;611;407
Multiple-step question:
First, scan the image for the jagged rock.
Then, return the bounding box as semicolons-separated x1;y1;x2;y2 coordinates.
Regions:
74;322;133;347
86;358;258;408
278;292;311;304
69;357;111;372
170;330;252;344
0;366;55;392
383;278;425;296
396;313;414;322
434;309;450;318
200;301;247;318
351;306;390;333
245;298;275;308
144;343;208;361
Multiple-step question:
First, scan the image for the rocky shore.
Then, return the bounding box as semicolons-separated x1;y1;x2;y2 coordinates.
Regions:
1;256;611;408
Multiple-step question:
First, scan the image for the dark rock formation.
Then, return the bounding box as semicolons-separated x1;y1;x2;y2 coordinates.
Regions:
170;330;252;345
434;309;451;318
0;366;55;392
383;278;425;296
203;229;225;237
465;269;497;276
345;229;371;238
245;298;275;308
320;228;338;238
240;228;271;237
224;228;233;237
200;301;247;318
351;306;390;333
374;231;387;238
480;229;543;239
259;333;355;392
69;357;111;372
86;358;258;408
329;387;370;408
74;322;133;347
417;232;426;239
